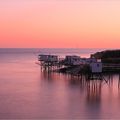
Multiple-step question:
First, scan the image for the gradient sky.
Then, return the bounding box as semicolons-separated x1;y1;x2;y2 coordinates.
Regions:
0;0;120;48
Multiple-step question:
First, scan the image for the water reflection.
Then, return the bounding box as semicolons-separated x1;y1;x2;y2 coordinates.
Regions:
68;75;102;114
118;74;120;88
41;70;53;81
86;80;102;104
39;70;120;118
40;70;120;102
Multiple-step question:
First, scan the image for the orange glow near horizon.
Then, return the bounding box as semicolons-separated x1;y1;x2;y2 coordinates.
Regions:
0;0;120;48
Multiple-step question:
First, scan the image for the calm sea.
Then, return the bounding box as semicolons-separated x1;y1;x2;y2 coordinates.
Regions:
0;48;120;119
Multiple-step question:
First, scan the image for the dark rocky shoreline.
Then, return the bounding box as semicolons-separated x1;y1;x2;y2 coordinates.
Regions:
91;49;120;64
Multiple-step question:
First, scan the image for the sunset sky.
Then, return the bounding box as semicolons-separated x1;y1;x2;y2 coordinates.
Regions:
0;0;120;48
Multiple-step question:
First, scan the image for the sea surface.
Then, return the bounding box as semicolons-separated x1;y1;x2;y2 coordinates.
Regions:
0;48;120;119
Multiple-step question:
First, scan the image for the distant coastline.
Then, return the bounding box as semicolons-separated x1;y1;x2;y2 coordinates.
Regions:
0;48;106;56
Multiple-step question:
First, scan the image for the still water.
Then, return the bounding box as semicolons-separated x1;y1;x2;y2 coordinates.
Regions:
0;48;120;119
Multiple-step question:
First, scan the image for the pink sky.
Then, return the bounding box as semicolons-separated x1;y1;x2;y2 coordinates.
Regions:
0;0;120;48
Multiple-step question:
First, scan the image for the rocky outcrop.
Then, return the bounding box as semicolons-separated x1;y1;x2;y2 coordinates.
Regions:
91;50;120;63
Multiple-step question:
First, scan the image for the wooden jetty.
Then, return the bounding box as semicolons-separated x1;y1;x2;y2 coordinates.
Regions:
37;52;120;83
38;54;63;71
